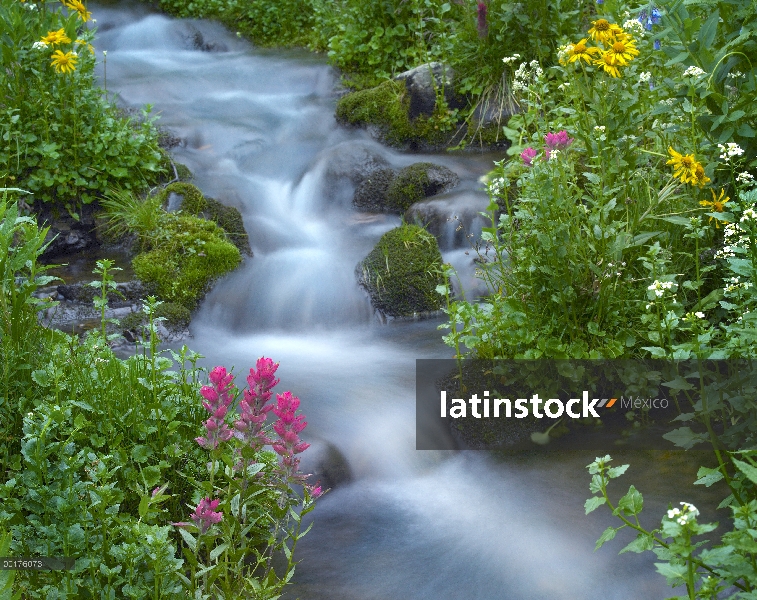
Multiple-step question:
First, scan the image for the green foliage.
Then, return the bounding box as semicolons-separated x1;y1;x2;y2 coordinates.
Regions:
98;187;165;248
359;223;444;317
132;213;241;310
159;182;207;215
0;206;316;598
120;301;192;333
0;0;164;212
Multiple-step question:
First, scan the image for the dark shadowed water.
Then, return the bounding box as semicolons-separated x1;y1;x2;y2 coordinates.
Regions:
90;5;722;597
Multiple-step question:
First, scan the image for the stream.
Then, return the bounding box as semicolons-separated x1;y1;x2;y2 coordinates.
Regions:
88;4;721;598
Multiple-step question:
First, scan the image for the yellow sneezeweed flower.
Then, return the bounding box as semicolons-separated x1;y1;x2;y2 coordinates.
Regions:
564;38;601;65
588;19;625;45
62;0;91;22
699;189;730;227
41;28;71;46
667;147;699;185
50;50;78;74
604;36;639;66
594;51;622;77
693;163;711;188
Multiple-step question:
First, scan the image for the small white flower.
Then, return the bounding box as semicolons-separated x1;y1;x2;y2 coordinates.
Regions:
32;41;47;50
594;125;606;132
683;65;706;78
736;172;755;185
667;508;681;518
639;71;652;83
102;50;107;57
502;53;522;64
623;20;645;35
740;208;757;222
558;82;570;91
727;71;744;79
695;311;705;319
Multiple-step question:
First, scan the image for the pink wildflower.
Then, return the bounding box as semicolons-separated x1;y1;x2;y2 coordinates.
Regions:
544;130;574;150
191;497;223;534
520;147;538;165
196;366;236;450
272;391;310;480
234;357;280;450
477;2;488;38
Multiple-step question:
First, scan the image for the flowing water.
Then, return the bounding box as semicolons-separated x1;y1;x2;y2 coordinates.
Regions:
91;5;720;597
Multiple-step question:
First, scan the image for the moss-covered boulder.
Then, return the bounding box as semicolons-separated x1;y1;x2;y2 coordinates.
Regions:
357;224;444;318
132;213;240;310
335;80;451;149
120;301;191;338
156;182;251;255
385;162;460;213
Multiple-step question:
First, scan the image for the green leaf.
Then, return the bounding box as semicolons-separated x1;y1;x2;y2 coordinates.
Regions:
698;10;720;49
619;533;655;554
138;495;149;519
607;464;629;478
655;561;687;584
694;466;724;487
585;496;606;514
662;427;704;450
131;445;152;463
664;51;689;67
733;458;757;486
178;527;197;552
594;526;617;551
582;172;601;185
209;542;229;562
617;485;643;515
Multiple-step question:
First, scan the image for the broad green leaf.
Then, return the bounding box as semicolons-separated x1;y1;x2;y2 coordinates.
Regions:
733;458;757;486
694;466;724;487
595;526;617;551
585;496;606;514
619;533;655;554
617;485;643;515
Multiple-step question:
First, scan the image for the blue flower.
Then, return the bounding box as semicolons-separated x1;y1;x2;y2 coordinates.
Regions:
654;39;661;50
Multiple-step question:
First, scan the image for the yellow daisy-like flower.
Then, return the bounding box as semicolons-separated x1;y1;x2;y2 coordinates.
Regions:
594;51;621;78
692;162;711;188
588;19;625;45
62;0;91;22
41;28;71;46
604;36;640;66
699;189;730;227
50;50;78;74
667;147;698;185
564;38;601;65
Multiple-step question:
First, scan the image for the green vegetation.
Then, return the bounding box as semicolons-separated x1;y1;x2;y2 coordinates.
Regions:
0;197;318;598
0;0;164;214
358;223;444;317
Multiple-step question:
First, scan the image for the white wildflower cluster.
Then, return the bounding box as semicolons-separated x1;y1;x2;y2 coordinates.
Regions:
648;280;675;297
661;98;676;106
32;41;47;50
488;176;506;196
668;502;699;526
558;81;570;91
619;135;637;144
718;142;744;163
547;148;561;162
512;61;544;93
725;276;753;294
557;44;574;64
684;311;706;322
639;71;652;84
741;208;757;222
502;53;522;65
683;65;706;78
736;172;756;187
594;125;606;132
727;71;744;79
623;19;645;35
25;2;37;9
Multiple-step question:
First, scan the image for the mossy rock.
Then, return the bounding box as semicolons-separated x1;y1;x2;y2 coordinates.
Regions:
357;223;444;317
385;162;460;213
155;183;250;255
353;168;396;212
159;182;207;214
335;80;450;149
132;213;241;310
203;197;251;255
120;302;191;333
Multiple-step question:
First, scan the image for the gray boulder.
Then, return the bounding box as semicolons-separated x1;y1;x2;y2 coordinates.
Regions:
394;62;465;119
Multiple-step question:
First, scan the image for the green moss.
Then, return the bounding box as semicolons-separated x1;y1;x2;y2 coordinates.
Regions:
358;223;444;317
160;182;207;214
335;80;449;148
204;197;251;255
132;213;241;309
386;163;433;213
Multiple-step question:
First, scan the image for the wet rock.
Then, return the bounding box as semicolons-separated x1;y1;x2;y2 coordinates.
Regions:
300;441;353;490
385;162;459;213
352;168;396;212
393;62;465;120
322;142;391;187
185;25;228;52
56;280;147;307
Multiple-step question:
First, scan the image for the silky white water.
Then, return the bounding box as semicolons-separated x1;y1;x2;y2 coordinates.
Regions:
90;5;706;597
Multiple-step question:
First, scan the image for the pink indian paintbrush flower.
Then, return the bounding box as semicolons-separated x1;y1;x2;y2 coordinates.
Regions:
191;497;223;534
271;391;310;480
196;366;235;450
233;357;280;450
544;130;574;151
520;147;538;165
